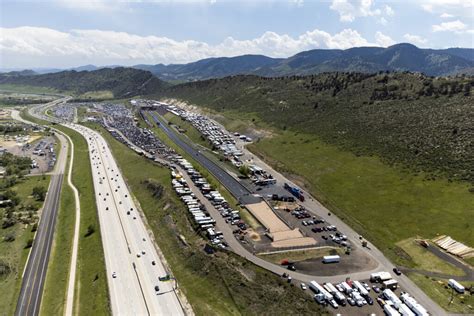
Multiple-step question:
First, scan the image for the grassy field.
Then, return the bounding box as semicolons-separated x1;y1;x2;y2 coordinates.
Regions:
163;112;212;149
0;175;50;316
40;147;75;316
397;239;465;277
76;90;113;100
258;247;343;265
85;122;325;316
0;84;60;95
408;273;474;314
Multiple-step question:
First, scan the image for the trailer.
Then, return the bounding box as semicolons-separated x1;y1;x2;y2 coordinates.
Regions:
353;280;369;297
322;255;340;264
383;289;402;309
370;271;393;283
383;279;399;290
448;279;465;294
398;303;416;316
340;282;353;294
323;283;346;305
400;293;429;316
384;304;401;316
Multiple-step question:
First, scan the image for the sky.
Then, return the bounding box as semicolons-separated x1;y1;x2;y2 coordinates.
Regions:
0;0;473;69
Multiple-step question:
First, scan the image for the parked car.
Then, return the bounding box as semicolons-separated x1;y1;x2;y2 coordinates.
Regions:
300;283;307;290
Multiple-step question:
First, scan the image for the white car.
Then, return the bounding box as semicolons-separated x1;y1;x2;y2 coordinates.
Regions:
300;283;307;290
112;272;117;278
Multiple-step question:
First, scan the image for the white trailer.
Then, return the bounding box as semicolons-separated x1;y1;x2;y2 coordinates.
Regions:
448;279;465;294
322;255;340;263
400;293;429;316
309;281;334;301
324;283;346;305
370;271;392;282
384;304;401;316
383;289;402;309
398;303;416;316
340;282;353;294
353;280;369;297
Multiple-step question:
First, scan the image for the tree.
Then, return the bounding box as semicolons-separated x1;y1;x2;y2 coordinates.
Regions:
32;186;47;201
239;165;251;178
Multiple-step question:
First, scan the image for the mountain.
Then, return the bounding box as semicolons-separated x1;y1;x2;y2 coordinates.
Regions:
134;44;474;81
135;54;282;81
0;67;168;98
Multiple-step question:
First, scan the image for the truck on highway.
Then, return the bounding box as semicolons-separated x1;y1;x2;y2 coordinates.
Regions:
283;183;305;202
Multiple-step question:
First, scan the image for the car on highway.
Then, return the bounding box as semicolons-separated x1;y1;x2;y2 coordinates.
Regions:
112;272;117;278
154;285;160;292
137;253;141;258
152;261;156;265
393;267;402;275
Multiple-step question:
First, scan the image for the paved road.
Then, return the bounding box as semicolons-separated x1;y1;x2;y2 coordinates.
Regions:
152;109;447;315
64;123;185;315
14;130;68;316
149;111;259;204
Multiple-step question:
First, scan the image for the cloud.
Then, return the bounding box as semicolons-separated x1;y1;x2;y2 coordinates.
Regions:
290;0;304;7
378;17;388;26
330;0;381;22
432;19;467;32
374;31;395;47
384;5;394;16
440;13;454;18
0;26;384;68
403;33;428;45
421;0;473;16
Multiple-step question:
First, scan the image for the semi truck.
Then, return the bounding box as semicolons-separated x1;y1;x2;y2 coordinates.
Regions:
283;183;305;201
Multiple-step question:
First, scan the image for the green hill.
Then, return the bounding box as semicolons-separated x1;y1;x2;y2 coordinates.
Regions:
0;67;168;98
157;72;474;183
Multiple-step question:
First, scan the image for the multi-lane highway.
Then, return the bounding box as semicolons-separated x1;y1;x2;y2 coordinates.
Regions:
14;131;68;316
63;123;185;315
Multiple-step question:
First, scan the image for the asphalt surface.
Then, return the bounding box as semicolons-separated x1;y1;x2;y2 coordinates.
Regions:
149;111;259;204
14;132;68;316
64;123;185;315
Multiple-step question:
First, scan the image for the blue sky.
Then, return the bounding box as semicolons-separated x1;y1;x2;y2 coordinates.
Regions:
1;0;473;69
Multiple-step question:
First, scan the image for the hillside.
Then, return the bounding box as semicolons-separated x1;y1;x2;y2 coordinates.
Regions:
157;72;474;183
0;67;167;98
135;44;474;80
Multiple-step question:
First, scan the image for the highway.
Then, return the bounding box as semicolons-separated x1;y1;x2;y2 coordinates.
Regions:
14;131;68;316
63;123;185;315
